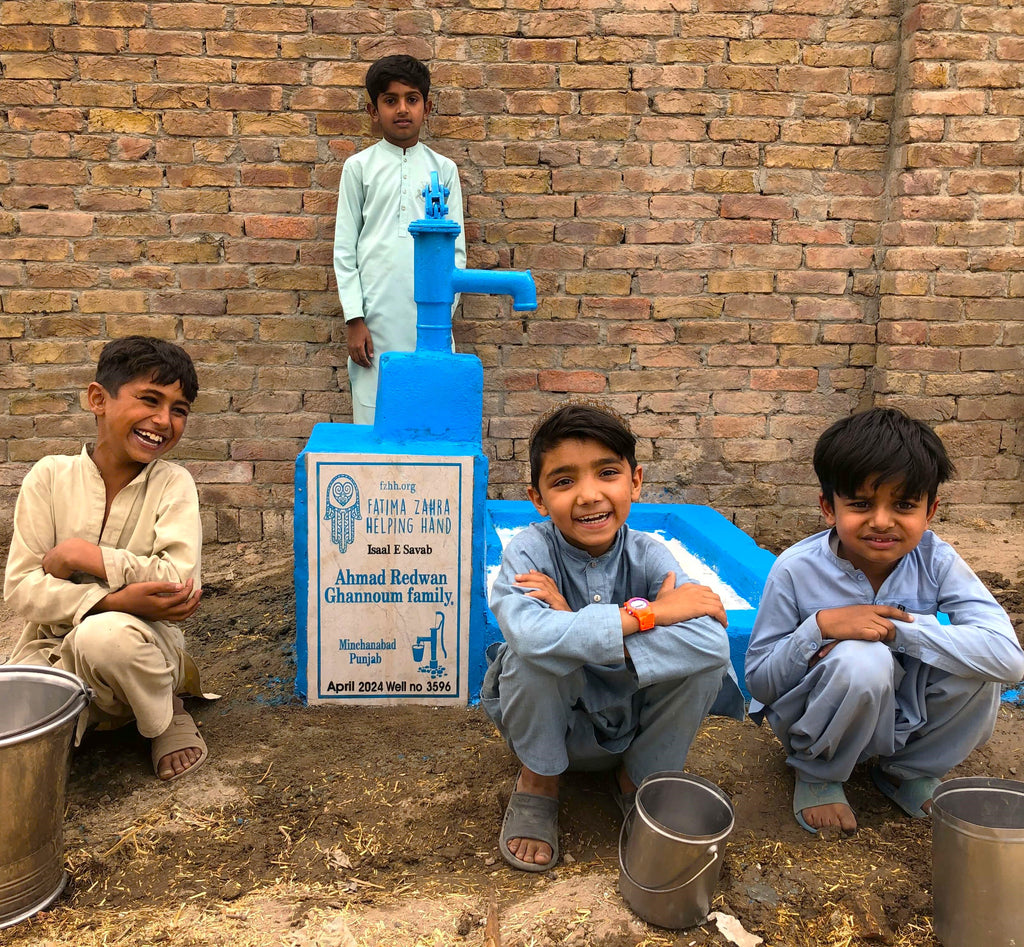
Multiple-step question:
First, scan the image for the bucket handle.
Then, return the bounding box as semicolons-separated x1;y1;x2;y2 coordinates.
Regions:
619;808;721;894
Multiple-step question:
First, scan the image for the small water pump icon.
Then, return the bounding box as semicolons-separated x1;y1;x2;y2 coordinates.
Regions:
411;611;447;679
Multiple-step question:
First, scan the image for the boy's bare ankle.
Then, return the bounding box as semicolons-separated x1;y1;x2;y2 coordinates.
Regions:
517;766;559;798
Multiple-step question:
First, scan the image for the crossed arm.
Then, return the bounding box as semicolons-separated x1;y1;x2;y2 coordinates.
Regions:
4;460;203;629
810;603;911;664
745;551;1024;708
42;537;202;623
515;569;728;634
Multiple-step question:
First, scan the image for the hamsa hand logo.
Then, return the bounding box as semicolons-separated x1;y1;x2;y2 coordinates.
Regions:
324;474;361;553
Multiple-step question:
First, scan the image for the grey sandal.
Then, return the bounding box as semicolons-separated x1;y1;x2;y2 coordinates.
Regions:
871;766;940;819
793;775;854;835
499;780;559;872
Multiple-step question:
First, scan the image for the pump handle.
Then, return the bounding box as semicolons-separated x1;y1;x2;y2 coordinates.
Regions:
422;171;450;219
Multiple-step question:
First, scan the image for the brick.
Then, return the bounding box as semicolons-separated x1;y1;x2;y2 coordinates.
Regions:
162;111;233;137
777;270;848;294
707;295;773;324
709;118;779;141
805;246;874;269
764;145;835;169
8;109;82;134
12;158;87;185
243;216;316;240
732;246;801;269
0;238;69;261
134;85;207;110
157;57;230;83
0;26;51;51
18;211;94;236
720;439;793;462
709;270;776;293
239;165;311;188
3;291;72;313
704;220;773;243
537;370;606;393
732;40;800;64
54;27;125;53
750;368;819;391
720;195;794;218
949;117;1021;142
3;54;76;79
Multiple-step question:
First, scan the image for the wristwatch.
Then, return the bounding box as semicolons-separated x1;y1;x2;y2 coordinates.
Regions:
624;597;656;632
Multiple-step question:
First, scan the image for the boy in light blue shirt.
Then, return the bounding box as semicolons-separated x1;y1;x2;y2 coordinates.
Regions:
745;408;1024;834
483;402;741;871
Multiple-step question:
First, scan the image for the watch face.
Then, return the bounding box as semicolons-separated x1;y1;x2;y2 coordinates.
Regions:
626;597;654;630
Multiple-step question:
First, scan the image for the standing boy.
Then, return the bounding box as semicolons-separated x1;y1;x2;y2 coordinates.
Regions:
482;402;741;871
745;408;1024;834
333;54;466;425
5;337;208;781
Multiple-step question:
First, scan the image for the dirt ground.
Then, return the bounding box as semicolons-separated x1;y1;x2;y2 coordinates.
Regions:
3;520;1023;947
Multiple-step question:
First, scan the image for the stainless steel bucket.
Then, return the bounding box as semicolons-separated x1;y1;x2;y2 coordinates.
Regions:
618;772;733;929
932;776;1024;947
0;665;91;929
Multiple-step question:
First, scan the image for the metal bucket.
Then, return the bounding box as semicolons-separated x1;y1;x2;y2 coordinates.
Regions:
618;771;733;929
932;777;1024;947
0;665;91;929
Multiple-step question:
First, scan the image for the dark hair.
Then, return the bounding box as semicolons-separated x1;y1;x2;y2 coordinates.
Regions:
529;402;637;490
96;336;199;403
365;55;430;105
813;407;954;505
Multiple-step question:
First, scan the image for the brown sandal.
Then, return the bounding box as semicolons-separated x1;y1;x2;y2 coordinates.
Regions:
151;710;208;781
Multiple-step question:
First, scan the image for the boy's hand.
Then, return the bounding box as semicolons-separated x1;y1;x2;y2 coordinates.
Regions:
98;578;202;622
515;570;571;612
648;572;729;629
42;538;105;580
815;604;912;643
347;318;374;368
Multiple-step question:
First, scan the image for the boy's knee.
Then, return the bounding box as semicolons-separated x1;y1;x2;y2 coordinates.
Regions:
73;613;151;668
499;651;560;689
822;640;894;697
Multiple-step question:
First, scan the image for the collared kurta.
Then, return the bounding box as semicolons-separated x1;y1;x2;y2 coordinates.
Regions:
5;446;203;739
482;521;741;782
744;528;1024;781
333;138;466;425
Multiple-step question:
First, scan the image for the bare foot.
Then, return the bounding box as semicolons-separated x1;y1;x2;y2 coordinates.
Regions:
801;801;858;833
506;766;559;866
156;696;204;780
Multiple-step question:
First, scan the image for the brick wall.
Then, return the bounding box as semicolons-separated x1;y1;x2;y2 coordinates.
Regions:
0;0;1020;550
876;0;1024;529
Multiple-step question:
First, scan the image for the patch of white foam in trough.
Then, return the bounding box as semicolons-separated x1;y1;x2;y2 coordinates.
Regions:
487;525;752;610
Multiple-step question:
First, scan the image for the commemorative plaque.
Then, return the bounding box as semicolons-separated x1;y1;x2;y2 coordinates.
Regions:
305;453;473;704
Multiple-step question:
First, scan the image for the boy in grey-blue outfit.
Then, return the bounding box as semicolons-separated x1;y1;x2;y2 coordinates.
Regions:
745;408;1024;834
482;402;741;871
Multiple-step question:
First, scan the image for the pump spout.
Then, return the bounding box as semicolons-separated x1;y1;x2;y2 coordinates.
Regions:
451;267;537;312
408;171;538;353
